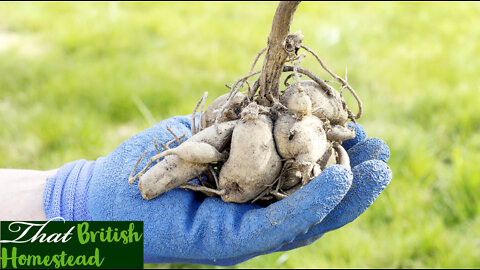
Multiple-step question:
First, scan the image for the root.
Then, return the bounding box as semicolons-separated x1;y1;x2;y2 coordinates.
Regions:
214;47;267;127
249;46;267;74
166;134;185;148
227;71;261;102
283;73;296;87
293;53;306;85
300;45;363;120
198;92;208;133
131;2;363;204
128;150;147;185
196;175;214;189
191;92;208;135
270;190;287;200
214;70;261;130
153;138;160;154
247;78;260;101
333;142;350;170
128;128;185;184
208;166;220;188
153;137;161;164
283;65;334;96
241;46;267;101
128;151;172;184
256;195;274;201
274;159;295;192
251;186;274;203
285;53;302;64
166;125;184;146
179;182;226;197
244;80;251;96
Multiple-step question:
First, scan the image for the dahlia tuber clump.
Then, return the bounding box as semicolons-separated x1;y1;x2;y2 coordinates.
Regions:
128;1;363;204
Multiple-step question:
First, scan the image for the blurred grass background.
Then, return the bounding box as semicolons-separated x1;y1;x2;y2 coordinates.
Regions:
1;1;479;268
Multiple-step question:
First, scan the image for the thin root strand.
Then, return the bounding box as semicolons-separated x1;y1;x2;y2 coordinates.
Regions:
179;182;226;196
128;150;147;185
300;44;363;120
166;134;186;148
153;138;160;154
283;65;334;96
214;70;261;129
191;92;208;135
248;79;260;101
166;125;184;146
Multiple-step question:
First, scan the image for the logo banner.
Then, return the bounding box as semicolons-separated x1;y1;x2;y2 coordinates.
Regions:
0;219;143;269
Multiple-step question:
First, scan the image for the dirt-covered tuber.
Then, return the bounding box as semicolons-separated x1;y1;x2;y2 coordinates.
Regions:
128;1;364;204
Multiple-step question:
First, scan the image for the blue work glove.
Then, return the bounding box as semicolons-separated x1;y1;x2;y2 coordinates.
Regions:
43;115;392;266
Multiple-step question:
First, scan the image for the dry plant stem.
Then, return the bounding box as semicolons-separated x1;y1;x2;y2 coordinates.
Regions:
258;1;301;106
301;44;363;119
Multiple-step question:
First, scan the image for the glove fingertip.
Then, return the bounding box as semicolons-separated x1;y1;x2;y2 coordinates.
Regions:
303;160;392;236
326;159;392;227
273;160;392;251
352;159;392;194
348;137;390;167
343;122;367;150
265;165;353;227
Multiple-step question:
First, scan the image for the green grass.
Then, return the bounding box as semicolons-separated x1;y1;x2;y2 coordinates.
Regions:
1;1;479;268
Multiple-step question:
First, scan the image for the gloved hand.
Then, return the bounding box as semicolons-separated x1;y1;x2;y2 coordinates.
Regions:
43;115;392;266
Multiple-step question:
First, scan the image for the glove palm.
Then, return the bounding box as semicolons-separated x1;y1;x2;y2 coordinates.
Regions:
44;115;392;266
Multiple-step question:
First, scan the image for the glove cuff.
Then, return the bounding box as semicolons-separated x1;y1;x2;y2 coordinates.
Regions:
43;158;103;221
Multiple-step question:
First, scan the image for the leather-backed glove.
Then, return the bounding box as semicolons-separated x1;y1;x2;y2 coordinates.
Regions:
43;115;392;266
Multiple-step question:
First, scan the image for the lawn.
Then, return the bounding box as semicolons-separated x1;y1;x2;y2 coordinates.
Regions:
0;1;479;268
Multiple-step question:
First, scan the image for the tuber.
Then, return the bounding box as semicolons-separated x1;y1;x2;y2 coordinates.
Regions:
129;1;364;204
218;103;282;203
